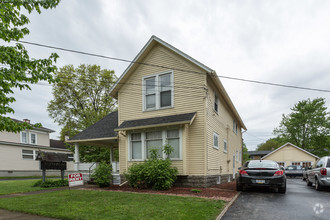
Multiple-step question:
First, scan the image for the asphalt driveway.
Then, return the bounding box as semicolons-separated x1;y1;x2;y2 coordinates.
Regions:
222;178;330;220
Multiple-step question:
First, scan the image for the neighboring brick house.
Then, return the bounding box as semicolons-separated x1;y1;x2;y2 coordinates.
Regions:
68;36;246;187
0;118;74;177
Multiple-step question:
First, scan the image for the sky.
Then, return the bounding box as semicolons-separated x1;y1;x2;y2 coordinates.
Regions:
3;0;330;151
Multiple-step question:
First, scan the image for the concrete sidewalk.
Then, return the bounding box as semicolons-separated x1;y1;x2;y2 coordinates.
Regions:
0;209;59;220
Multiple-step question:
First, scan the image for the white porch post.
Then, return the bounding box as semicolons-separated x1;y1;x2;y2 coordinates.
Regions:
74;143;80;171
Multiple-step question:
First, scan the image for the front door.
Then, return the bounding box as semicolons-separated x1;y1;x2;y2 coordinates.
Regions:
233;155;235;179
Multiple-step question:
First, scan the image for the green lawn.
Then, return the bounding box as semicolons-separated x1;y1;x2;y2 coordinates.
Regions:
0;176;60;180
0;190;225;220
0;180;48;195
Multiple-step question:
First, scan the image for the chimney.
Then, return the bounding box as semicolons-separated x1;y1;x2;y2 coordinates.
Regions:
23;119;30;124
64;135;69;141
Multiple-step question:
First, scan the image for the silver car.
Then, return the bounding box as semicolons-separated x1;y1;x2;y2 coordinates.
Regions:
306;156;330;191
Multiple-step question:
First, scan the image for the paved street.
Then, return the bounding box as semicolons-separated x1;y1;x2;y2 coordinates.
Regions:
223;179;330;220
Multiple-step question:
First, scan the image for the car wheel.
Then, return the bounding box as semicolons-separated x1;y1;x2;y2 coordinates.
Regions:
315;178;323;191
278;185;286;194
306;178;312;186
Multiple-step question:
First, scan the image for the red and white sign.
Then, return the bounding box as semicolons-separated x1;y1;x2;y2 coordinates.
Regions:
68;173;84;187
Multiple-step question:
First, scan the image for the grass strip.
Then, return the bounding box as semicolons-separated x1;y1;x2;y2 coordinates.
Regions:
0;190;225;220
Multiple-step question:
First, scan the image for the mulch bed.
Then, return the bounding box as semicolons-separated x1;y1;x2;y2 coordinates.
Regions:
80;181;238;201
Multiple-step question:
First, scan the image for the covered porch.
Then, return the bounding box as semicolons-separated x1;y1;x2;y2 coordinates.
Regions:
66;111;120;184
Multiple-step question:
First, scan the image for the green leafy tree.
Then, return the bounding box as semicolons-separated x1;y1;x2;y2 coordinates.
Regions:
274;98;330;156
47;64;117;162
0;0;60;132
256;137;287;151
242;143;249;163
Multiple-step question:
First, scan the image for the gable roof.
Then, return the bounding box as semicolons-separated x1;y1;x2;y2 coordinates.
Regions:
247;150;272;156
261;142;319;160
109;35;246;130
68;111;118;142
11;118;55;133
50;139;67;150
115;112;196;131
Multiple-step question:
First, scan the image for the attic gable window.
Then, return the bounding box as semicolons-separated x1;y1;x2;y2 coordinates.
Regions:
143;71;173;111
233;119;238;134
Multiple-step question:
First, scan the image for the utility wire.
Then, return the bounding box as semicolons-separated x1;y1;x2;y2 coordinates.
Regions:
8;40;330;93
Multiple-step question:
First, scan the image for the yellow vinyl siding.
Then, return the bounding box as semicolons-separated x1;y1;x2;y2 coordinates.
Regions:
206;78;243;176
264;144;318;166
118;44;206;175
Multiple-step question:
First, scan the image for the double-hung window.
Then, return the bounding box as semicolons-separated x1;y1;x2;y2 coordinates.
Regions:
233;119;238;134
213;132;219;149
22;149;35;160
21;131;28;144
30;133;37;145
131;133;142;160
166;129;180;159
224;139;227;153
143;72;173;111
214;94;219;113
146;131;163;158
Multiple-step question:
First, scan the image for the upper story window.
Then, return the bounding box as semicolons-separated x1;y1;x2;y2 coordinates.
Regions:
213;132;219;149
30;133;37;145
143;71;173;111
214;94;219;113
21;131;28;144
233;119;238;134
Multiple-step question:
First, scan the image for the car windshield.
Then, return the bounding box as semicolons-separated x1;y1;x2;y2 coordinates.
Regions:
286;165;301;170
245;160;278;169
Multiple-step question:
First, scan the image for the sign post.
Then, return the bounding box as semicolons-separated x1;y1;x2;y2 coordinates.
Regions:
68;173;84;187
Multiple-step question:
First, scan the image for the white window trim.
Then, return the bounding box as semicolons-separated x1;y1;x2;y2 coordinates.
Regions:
142;71;174;112
213;132;219;149
128;128;182;161
224;139;227;153
20;131;28;144
29;132;37;145
22;149;36;160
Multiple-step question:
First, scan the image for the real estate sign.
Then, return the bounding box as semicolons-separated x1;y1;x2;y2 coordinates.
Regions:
68;173;84;187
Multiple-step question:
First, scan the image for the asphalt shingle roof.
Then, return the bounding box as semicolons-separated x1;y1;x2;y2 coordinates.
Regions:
70;111;118;141
116;112;196;130
50;139;68;150
247;150;272;156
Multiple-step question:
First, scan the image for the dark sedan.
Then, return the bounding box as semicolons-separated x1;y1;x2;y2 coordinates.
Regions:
236;160;286;193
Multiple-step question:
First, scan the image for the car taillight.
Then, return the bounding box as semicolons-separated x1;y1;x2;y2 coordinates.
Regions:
320;168;327;176
274;170;284;176
239;170;248;176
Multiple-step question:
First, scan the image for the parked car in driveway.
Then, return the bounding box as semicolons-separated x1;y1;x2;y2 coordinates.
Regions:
285;165;303;178
306;156;330;191
236;160;286;193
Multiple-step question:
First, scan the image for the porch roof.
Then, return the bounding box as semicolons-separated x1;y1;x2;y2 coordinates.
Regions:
115;112;196;131
67;111;118;143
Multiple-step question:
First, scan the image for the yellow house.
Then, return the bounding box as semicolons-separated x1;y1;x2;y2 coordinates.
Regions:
68;36;246;187
261;143;319;168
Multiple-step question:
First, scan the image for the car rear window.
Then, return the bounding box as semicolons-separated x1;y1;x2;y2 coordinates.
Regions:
245;160;278;169
327;158;330;168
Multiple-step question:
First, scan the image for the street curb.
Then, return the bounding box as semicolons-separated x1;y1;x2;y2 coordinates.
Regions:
216;191;240;220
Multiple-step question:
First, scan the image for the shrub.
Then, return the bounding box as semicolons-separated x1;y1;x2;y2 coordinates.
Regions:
191;189;202;193
91;162;112;187
33;179;68;188
125;145;178;190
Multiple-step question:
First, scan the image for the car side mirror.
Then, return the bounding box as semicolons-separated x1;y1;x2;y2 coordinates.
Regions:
308;166;312;170
238;167;242;170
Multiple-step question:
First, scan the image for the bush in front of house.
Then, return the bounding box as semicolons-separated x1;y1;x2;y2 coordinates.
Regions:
33;179;68;188
125;144;178;190
91;161;113;187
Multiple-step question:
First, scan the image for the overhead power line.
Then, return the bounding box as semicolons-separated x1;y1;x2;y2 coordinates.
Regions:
10;40;330;93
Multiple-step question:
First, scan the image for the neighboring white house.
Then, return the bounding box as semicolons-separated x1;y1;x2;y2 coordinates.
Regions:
0;118;74;177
